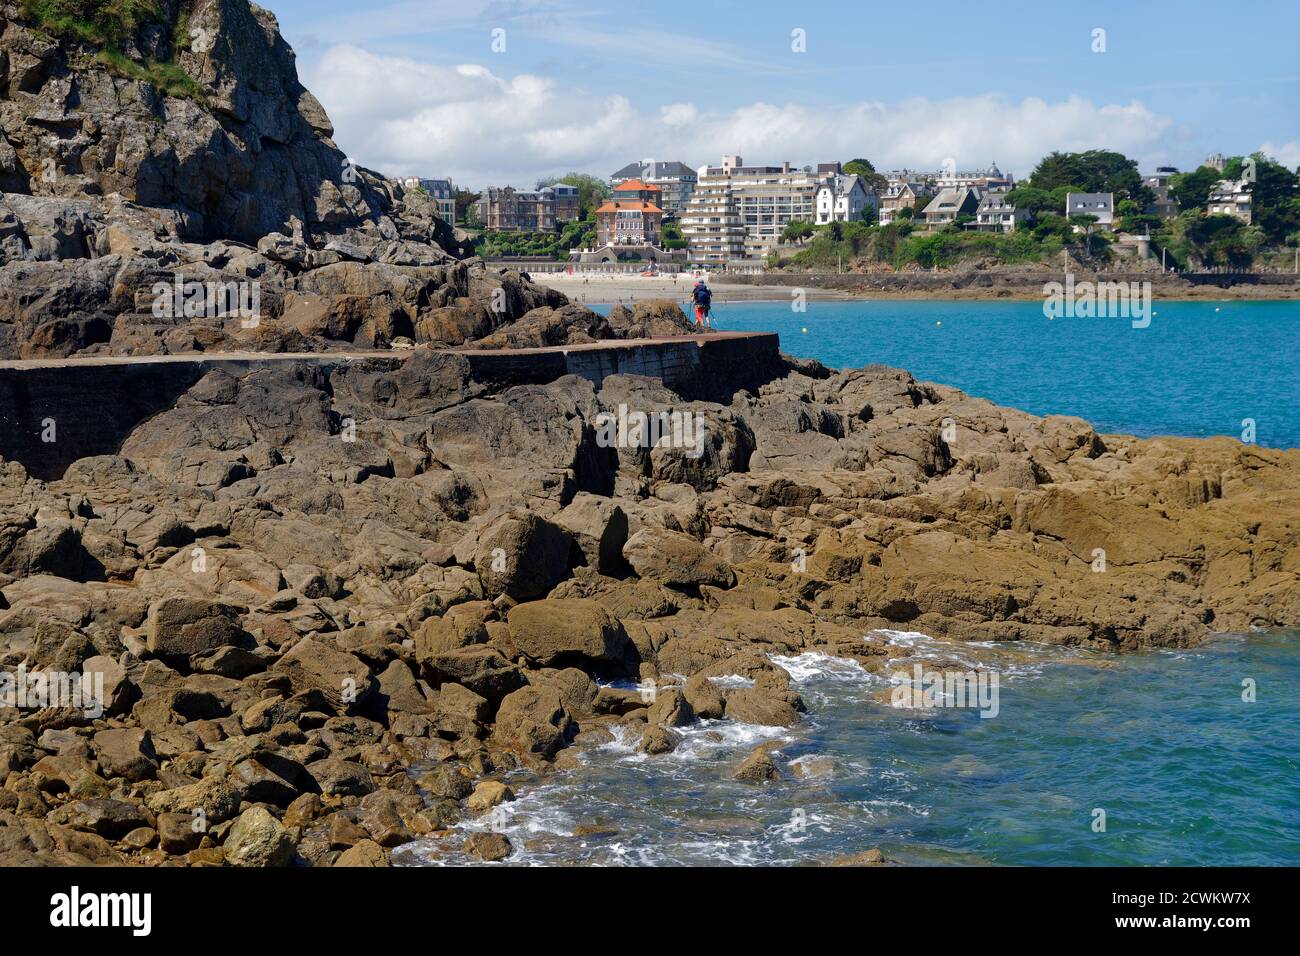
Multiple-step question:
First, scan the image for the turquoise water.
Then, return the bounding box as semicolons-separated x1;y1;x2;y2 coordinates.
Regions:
411;630;1300;867
618;299;1300;449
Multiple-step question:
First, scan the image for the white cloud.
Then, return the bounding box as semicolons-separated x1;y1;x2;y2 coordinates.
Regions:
304;46;1181;188
1258;141;1300;170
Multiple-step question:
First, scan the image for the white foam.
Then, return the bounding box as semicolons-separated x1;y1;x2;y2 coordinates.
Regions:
771;651;875;684
706;673;753;689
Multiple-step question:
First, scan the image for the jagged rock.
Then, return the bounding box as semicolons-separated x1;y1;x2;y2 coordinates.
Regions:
605;299;694;339
271;637;374;714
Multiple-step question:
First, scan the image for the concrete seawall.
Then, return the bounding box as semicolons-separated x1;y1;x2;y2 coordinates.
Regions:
0;332;781;480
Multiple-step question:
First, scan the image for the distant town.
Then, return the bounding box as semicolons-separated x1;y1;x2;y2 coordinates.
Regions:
398;150;1297;272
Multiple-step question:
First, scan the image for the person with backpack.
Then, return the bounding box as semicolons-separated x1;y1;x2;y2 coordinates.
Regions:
691;279;713;329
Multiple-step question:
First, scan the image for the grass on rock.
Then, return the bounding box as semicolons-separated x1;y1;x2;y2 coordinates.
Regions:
23;0;206;101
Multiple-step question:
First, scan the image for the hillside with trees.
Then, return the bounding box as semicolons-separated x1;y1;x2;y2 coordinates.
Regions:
772;149;1299;273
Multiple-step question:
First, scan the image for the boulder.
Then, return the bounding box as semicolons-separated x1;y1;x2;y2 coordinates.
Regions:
463;831;512;862
733;745;783;782
433;682;490;739
271;637;374;713
506;599;636;672
553;494;629;573
421;646;525;706
466;780;514;813
145;597;248;667
305;758;375;798
47;799;152;839
156;812;203;855
638;725;682;755
623;528;735;590
724;687;805;727
683;673;726;720
492;685;575;759
91;729;158;782
335;839;390;867
223;807;296;867
471;513;573;600
646;687;694;728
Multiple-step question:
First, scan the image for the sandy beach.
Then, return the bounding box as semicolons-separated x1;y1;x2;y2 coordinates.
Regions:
530;272;857;306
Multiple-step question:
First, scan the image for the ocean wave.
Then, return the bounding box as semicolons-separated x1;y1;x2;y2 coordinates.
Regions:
771;651;876;684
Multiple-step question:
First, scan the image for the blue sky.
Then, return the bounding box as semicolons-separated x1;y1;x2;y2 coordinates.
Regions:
266;0;1300;188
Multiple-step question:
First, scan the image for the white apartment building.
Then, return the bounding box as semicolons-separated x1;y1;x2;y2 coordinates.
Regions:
684;156;834;263
679;173;746;264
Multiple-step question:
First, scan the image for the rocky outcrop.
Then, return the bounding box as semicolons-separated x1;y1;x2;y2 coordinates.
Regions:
2;351;1298;865
0;0;643;359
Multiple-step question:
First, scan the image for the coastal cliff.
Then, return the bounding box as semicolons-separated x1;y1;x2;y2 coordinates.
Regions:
0;0;633;359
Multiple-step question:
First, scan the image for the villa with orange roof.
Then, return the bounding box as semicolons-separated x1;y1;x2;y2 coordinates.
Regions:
594;179;665;247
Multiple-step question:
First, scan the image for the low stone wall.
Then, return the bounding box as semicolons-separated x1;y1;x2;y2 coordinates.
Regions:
456;332;781;401
0;333;782;479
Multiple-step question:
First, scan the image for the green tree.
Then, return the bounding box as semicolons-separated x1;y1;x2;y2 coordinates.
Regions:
1168;166;1221;213
782;220;815;244
843;158;888;193
1235;152;1300;244
1027;149;1151;206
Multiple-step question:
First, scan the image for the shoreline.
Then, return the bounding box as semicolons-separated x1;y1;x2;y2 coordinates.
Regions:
532;272;1300;304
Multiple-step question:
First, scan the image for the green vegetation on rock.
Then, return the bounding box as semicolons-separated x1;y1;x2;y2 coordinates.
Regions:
23;0;205;100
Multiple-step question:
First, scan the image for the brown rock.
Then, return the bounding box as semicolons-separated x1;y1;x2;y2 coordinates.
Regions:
492;685;576;759
335;839;390;867
732;745;782;782
466;780;514;813
506;599;636;672
463;831;512;862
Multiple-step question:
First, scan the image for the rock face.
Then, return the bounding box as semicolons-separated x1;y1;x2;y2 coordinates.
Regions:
0;0;647;360
1;0;403;245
